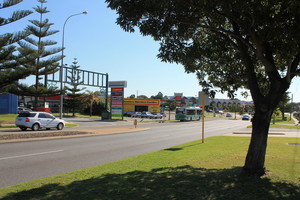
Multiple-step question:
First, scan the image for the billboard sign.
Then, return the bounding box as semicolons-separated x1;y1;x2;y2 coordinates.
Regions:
108;81;127;88
198;91;210;106
174;93;183;107
111;87;124;118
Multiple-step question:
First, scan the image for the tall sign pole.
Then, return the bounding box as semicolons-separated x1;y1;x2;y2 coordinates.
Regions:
199;91;209;143
109;81;127;120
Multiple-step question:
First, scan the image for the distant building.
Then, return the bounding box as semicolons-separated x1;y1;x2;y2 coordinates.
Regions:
166;95;254;111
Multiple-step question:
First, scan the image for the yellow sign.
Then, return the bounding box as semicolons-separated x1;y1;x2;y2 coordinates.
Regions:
124;99;160;105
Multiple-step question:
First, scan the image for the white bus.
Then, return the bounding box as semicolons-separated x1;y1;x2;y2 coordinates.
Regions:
175;107;202;121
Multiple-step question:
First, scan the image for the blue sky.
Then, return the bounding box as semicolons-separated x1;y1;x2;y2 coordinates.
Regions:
2;0;300;102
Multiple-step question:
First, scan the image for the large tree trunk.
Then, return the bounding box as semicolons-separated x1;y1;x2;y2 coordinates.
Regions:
243;105;273;176
242;76;289;177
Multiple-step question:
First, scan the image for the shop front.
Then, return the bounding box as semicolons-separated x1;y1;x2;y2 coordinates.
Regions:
124;99;161;113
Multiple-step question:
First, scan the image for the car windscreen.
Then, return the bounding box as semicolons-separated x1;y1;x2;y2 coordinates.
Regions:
17;112;36;117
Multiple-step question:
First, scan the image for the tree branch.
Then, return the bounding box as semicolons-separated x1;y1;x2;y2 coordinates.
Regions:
249;32;281;82
228;17;264;102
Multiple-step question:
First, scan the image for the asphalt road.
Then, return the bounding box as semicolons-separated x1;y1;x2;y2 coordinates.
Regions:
0;118;251;188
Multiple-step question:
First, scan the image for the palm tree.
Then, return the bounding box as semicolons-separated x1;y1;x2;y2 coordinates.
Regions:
82;90;99;116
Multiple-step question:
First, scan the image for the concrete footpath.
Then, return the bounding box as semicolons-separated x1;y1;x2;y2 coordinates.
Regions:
224;130;300;138
225;113;300;138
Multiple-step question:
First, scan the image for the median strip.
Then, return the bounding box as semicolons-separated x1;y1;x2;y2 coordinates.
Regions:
0;127;149;143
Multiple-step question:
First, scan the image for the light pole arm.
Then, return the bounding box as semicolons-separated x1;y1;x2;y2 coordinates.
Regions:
61;12;88;52
59;11;88;119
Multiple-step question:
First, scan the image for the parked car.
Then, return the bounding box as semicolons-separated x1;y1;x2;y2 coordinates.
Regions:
132;112;142;118
123;112;134;117
17;107;32;114
148;113;161;119
151;113;165;119
15;111;65;131
140;112;153;118
216;110;224;114
242;115;251;121
160;113;166;118
226;113;232;117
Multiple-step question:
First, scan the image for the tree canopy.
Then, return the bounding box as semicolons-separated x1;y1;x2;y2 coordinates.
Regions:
106;0;300;176
65;58;86;116
82;90;100;116
151;91;164;99
0;0;33;89
13;0;62;109
106;0;299;97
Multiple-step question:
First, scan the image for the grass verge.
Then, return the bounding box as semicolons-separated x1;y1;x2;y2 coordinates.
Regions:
0;136;299;199
0;114;17;121
269;124;300;129
55;113;101;118
0;123;77;129
0;114;77;128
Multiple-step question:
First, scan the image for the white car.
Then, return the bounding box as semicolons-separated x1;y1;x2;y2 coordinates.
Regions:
15;112;65;131
149;113;163;119
17;107;32;114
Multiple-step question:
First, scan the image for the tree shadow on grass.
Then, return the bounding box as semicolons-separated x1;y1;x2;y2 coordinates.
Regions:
2;166;300;200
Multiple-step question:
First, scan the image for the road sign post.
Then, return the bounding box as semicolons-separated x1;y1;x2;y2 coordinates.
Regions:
199;91;209;143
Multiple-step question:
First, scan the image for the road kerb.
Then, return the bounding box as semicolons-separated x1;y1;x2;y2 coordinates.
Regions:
0;127;149;144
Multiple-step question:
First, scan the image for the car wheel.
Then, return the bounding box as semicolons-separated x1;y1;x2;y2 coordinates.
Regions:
32;123;40;131
57;123;64;130
20;127;27;131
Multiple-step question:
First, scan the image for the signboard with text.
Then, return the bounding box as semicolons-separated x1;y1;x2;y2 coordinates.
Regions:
174;93;183;107
108;81;127;88
111;87;124;118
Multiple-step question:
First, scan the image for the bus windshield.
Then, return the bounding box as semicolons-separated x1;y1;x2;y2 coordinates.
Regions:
176;108;185;115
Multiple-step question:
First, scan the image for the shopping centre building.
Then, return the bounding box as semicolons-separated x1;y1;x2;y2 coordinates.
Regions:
124;98;161;113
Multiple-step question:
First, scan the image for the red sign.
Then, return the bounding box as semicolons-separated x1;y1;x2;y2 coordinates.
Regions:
112;88;124;92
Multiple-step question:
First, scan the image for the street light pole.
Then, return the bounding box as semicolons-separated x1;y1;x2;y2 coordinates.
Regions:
60;11;88;119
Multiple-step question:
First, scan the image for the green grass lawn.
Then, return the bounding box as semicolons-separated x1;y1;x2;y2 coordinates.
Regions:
0;136;299;200
269;124;300;129
0;114;17;121
269;115;299;129
272;114;295;125
54;113;101;118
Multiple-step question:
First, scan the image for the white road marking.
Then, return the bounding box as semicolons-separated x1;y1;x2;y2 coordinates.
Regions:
0;150;64;161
